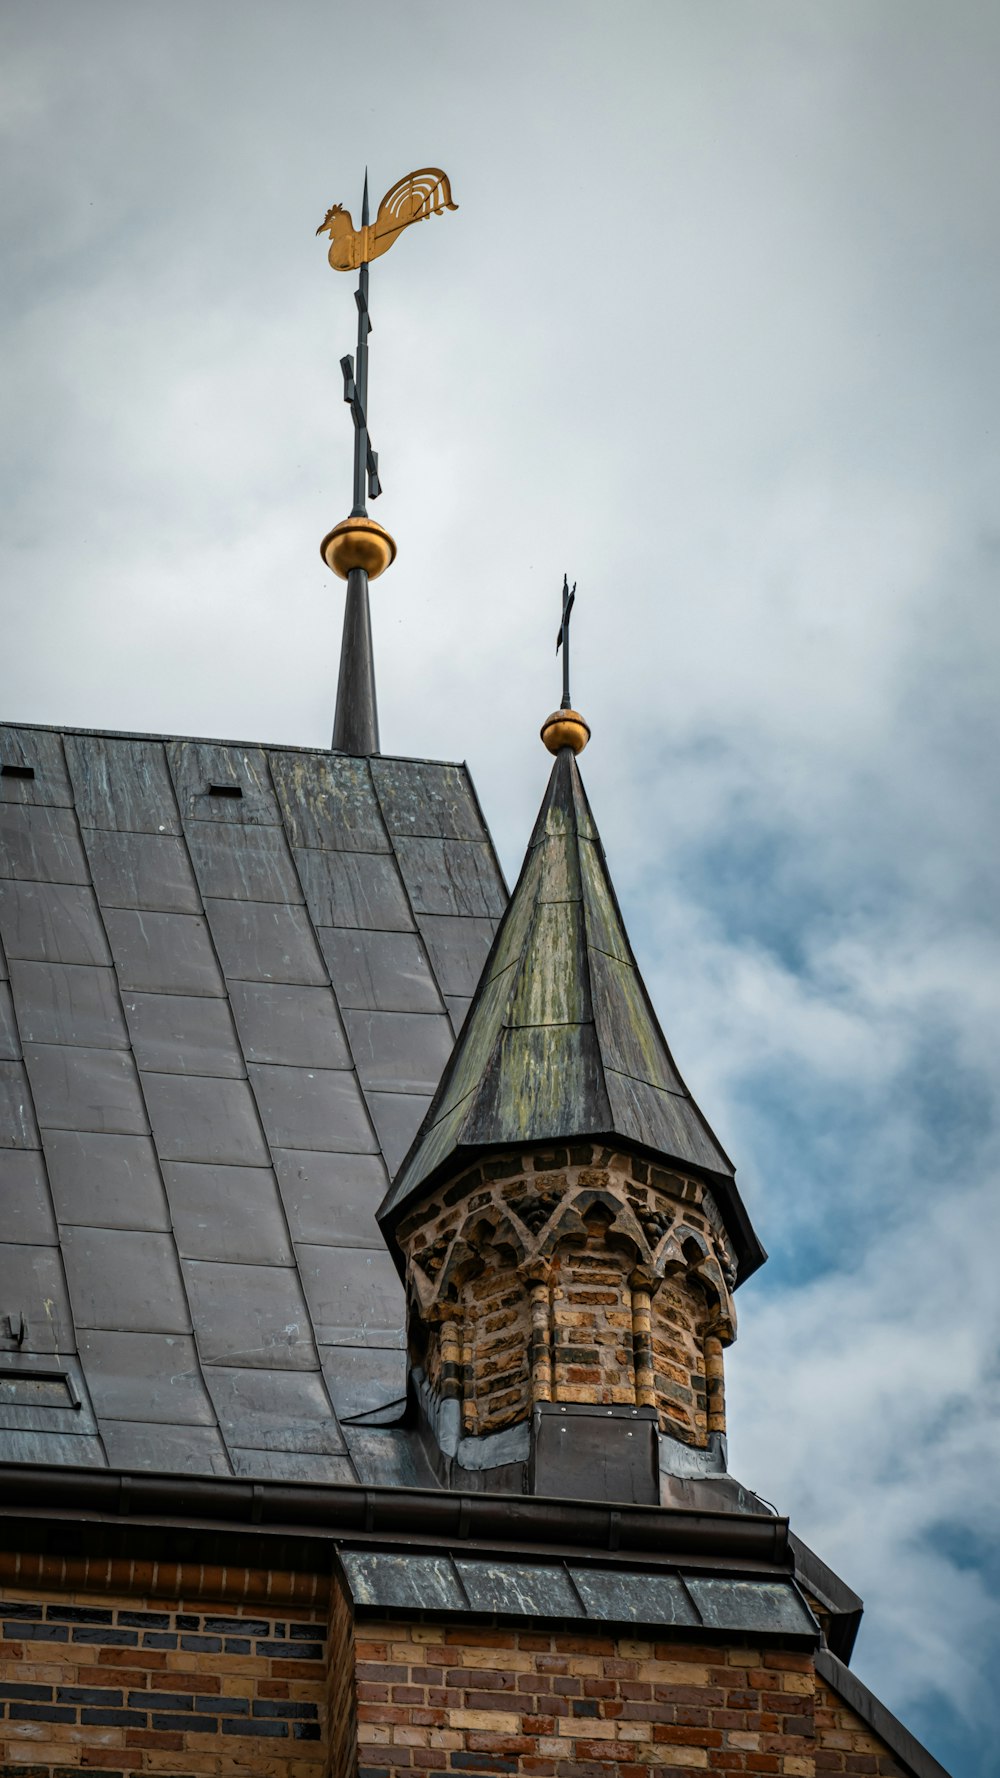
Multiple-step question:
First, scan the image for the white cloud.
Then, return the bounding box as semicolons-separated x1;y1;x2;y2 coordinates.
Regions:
2;4;997;1769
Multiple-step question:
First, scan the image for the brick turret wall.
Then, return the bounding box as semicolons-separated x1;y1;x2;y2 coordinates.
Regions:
395;1145;737;1448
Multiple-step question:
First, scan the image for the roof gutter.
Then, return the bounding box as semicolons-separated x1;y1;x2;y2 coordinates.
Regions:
0;1462;788;1568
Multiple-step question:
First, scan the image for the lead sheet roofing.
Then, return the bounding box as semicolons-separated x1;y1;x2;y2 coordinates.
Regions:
381;745;763;1282
0;724;506;1479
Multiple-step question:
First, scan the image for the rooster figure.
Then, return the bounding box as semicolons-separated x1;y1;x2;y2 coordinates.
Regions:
317;167;457;272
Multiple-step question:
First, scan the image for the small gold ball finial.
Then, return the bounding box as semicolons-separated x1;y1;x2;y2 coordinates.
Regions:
541;708;591;755
321;516;397;581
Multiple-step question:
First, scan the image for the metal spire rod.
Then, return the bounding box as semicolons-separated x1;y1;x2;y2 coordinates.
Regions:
556;574;576;711
340;173;382;519
317;166;458;756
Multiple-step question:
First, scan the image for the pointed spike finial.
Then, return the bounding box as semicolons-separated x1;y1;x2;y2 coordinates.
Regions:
361;168;370;229
543;573;589;752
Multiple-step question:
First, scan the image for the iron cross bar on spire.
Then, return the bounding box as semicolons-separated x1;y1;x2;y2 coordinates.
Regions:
340;175;381;517
556;575;576;711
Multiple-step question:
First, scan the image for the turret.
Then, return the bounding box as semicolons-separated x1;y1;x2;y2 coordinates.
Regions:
379;707;765;1502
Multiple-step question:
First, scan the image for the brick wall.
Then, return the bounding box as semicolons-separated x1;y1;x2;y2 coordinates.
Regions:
815;1679;908;1776
350;1624;920;1778
353;1624;815;1775
328;1574;359;1778
0;1575;924;1778
0;1581;327;1777
396;1145;738;1449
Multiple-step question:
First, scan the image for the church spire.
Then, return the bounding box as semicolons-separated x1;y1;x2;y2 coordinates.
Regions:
316;166;457;755
380;742;762;1281
378;621;765;1498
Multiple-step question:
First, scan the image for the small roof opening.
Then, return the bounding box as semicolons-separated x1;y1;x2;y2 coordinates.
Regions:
1;764;35;780
207;783;243;798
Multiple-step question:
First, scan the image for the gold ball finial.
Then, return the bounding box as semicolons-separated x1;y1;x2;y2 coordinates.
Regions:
541;708;591;755
321;516;397;581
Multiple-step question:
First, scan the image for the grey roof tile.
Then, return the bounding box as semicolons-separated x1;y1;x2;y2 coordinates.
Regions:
79;1329;216;1425
318;928;442;1013
415;913;497;998
205;899;327;986
142;1072;269;1165
0;726;73;807
0;1430;106;1465
343;1009;456;1095
320;1344;408;1419
366;1089;433;1176
296;1244;404;1349
293;847;413;931
166;740;282;826
0;881;112;967
372;758;487;840
0;804;89;884
271;1148;387;1248
64;733;181;835
248;1062;375;1153
24;1043;148;1136
0;1241;74;1350
122;992;245;1078
182;1259;316;1369
0;981;19;1059
104;909;225;996
61;1227;190;1334
162;1162;293;1265
100;1420;231;1474
393;836;506;918
84;829;201;914
186;820;303;903
0;1150;58;1245
445;995;472;1035
269;751;391;853
230;1449;355;1482
43;1130;170;1232
228;980;349;1069
0;1060;41;1148
203;1365;345;1454
10;962;129;1051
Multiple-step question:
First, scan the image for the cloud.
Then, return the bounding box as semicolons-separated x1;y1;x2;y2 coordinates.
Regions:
1;4;997;1770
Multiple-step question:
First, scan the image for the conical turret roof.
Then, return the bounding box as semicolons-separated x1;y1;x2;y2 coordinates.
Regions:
379;747;765;1283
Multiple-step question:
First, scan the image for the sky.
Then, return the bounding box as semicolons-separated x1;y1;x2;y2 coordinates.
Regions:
2;3;998;1770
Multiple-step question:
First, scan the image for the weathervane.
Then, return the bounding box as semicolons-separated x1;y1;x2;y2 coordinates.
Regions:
317;167;458;755
541;575;591;756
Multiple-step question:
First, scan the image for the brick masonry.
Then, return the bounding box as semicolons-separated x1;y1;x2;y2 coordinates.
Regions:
0;1584;327;1777
0;1581;921;1778
396;1145;738;1446
350;1623;914;1778
815;1679;909;1776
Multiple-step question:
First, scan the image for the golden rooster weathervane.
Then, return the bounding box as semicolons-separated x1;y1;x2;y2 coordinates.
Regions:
317;166;457;758
317;166;457;273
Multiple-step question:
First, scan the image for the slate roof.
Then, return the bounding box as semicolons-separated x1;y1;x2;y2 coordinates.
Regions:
381;747;764;1283
0;721;506;1479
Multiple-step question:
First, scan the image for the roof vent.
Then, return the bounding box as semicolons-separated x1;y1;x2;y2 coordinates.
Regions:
207;783;243;799
1;764;34;780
